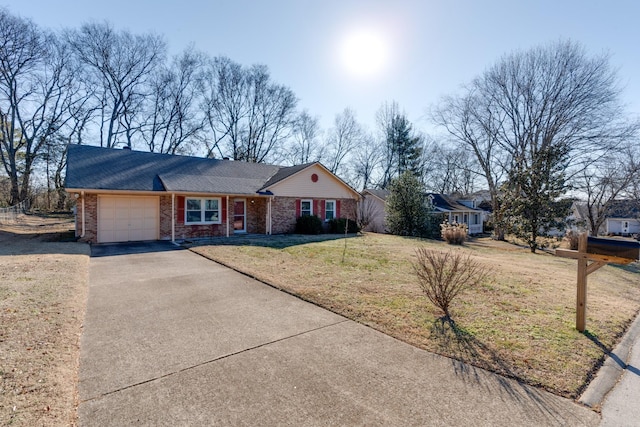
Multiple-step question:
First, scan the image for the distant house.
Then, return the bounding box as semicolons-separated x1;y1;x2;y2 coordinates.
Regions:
65;145;360;243
361;189;389;233
360;190;485;235
428;193;484;235
605;200;640;236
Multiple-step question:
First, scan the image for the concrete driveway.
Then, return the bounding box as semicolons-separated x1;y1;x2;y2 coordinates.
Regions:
79;242;599;426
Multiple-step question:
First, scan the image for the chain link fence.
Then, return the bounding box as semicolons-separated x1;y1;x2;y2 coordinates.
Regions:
0;200;29;224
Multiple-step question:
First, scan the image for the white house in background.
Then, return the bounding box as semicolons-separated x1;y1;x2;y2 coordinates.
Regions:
361;190;485;235
428;193;484;235
605;200;640;236
360;189;389;233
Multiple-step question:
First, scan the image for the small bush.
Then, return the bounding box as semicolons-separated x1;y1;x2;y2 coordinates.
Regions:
564;229;579;250
295;215;323;234
414;248;488;319
441;221;468;244
328;217;360;234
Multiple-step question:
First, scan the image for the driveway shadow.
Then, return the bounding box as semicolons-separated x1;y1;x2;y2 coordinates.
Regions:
91;241;184;257
185;233;360;249
430;318;594;420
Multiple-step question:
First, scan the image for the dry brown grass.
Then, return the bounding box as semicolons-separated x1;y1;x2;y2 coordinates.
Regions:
190;232;640;398
0;213;89;426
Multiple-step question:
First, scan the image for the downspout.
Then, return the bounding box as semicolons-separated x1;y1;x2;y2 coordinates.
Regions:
171;193;175;243
81;191;85;238
226;195;230;237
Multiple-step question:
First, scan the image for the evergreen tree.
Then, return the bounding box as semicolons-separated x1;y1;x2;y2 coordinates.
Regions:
501;144;571;252
381;113;423;187
386;171;432;237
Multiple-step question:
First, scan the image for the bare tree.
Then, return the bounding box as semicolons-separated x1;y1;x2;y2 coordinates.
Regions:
67;22;165;148
578;147;640;235
349;133;382;190
200;57;297;162
240;64;297;163
286;110;322;165
142;47;204;154
434;40;639;248
325;108;362;175
200;56;245;158
433;91;508;239
424;141;479;195
0;11;79;205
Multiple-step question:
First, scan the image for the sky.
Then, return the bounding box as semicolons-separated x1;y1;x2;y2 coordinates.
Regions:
7;0;640;136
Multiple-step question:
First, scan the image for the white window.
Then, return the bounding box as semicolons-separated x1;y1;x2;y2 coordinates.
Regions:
185;198;221;224
301;200;313;217
325;200;335;221
472;214;480;225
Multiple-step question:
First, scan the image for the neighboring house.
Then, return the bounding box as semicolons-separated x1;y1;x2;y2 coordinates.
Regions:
605;200;640;236
65;145;360;243
360;189;389;233
360;189;485;235
429;193;484;235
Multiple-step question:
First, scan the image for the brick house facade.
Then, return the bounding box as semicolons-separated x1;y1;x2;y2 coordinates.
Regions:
66;145;360;244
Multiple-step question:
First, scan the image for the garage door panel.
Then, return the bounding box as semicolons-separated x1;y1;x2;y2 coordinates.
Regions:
98;196;159;243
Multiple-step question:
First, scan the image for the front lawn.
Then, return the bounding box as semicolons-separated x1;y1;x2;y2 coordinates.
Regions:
189;233;640;398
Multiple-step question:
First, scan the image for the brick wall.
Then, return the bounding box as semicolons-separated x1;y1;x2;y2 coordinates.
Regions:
77;193;97;243
271;197;297;234
270;197;358;235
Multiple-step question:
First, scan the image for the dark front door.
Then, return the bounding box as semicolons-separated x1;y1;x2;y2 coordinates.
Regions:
234;199;246;233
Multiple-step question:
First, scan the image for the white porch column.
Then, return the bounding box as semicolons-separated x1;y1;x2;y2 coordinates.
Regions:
226;196;230;237
81;191;85;238
171;193;175;243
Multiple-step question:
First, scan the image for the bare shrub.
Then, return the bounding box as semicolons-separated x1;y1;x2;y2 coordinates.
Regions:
564;229;579;250
414;248;488;319
440;221;468;244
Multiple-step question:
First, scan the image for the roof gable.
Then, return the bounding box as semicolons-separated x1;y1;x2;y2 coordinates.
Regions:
262;162;360;199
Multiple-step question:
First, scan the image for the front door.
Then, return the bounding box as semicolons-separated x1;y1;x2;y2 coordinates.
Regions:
622;221;629;234
234;199;246;233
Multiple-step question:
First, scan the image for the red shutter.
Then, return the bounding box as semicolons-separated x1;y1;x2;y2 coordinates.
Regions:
295;199;301;218
336;200;341;219
221;198;227;222
177;196;185;225
314;200;320;218
320;200;325;221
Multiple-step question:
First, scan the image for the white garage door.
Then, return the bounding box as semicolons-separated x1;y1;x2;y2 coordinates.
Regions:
98;196;159;243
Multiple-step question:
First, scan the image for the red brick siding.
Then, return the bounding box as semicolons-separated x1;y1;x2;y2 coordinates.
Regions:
270;197;357;234
77;193;98;243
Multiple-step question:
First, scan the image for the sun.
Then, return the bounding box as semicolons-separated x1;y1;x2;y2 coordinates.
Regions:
339;28;390;79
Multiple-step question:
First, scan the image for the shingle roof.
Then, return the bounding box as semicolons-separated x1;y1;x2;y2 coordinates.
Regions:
65;144;281;194
363;188;390;201
606;200;640;218
260;163;314;189
429;193;482;212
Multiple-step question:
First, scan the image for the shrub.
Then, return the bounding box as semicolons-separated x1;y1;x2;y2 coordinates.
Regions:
564;229;579;250
414;248;488;319
295;215;323;234
441;221;468;244
328;217;360;234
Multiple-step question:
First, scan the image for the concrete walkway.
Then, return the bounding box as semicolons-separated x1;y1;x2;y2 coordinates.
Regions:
79;242;599;426
581;312;640;427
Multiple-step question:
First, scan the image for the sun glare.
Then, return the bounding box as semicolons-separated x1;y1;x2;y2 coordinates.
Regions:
339;28;390;79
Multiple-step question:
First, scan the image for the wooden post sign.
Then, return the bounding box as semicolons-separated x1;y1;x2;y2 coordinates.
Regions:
556;233;639;332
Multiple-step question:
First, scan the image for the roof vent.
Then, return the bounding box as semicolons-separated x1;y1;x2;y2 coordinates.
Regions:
122;145;131;150
223;157;230;160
